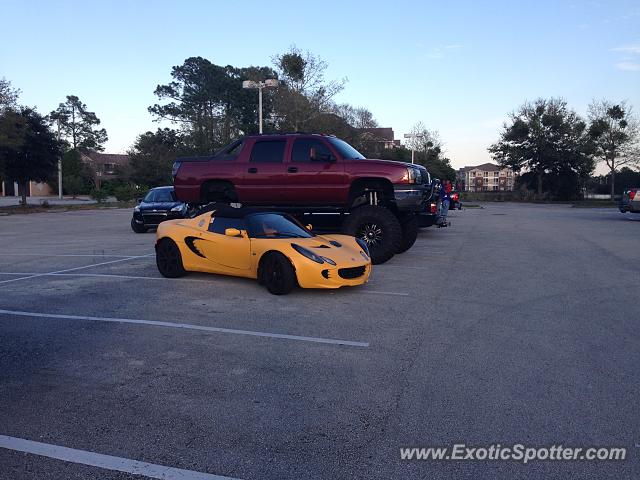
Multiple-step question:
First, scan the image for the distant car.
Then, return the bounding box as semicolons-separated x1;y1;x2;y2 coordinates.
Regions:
131;186;188;233
619;188;640;214
155;204;372;295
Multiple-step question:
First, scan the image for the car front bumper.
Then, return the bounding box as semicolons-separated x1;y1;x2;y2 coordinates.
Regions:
133;210;185;227
296;263;371;289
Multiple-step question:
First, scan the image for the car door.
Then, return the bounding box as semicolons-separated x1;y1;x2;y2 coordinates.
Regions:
240;139;288;205
193;215;252;271
282;137;347;205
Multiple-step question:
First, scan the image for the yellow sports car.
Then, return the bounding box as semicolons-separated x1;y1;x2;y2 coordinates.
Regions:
155;204;372;294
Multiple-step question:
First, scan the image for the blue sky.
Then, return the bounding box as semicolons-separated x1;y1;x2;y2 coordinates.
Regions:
1;0;638;169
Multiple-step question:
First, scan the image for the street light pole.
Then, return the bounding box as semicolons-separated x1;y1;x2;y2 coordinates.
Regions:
403;133;424;164
56;119;62;199
258;86;263;134
242;79;279;134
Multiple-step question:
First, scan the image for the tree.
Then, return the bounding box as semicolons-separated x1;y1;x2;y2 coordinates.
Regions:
149;57;277;153
49;95;108;151
0;78;20;112
0;108;61;205
332;104;379;129
489;98;593;198
587;100;639;198
126;128;192;187
272;46;346;131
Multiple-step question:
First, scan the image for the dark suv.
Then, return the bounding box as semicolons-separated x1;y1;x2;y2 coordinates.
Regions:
131;186;188;233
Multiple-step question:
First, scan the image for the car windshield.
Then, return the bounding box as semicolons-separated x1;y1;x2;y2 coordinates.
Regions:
328;137;365;160
153;189;177;202
247;213;314;239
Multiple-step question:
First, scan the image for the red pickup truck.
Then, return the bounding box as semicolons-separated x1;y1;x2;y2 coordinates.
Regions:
173;134;438;263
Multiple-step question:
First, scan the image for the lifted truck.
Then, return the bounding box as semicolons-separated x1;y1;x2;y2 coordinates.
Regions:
172;133;438;264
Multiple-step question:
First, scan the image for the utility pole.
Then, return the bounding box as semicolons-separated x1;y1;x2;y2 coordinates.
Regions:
56;119;62;199
242;79;279;133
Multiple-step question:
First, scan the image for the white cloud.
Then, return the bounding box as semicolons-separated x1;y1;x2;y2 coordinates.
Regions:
615;61;640;71
426;44;463;60
611;44;640;54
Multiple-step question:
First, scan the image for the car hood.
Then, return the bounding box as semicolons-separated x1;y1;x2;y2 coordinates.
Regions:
139;201;184;211
285;234;369;264
359;158;425;170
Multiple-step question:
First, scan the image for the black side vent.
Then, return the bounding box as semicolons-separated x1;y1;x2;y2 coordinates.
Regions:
329;240;342;247
184;236;206;258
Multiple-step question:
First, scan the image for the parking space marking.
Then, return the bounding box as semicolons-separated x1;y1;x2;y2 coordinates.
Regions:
0;253;149;258
0;309;370;347
0;271;409;296
0;255;154;286
0;435;240;480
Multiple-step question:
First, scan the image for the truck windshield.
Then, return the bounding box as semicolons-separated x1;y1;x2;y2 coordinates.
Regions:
328;138;365;160
247;213;314;239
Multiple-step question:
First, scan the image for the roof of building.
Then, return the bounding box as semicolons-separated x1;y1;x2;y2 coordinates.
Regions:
356;127;395;142
81;152;130;165
458;162;503;172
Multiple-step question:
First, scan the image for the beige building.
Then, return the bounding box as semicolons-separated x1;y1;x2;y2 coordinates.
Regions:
1;152;129;198
458;163;516;192
1;180;53;197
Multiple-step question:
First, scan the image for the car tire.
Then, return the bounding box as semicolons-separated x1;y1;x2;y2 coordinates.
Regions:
156;238;186;278
131;218;147;233
261;252;297;295
396;215;418;254
342;205;401;264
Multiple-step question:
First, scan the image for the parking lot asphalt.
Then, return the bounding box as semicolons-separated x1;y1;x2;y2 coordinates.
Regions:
0;204;638;479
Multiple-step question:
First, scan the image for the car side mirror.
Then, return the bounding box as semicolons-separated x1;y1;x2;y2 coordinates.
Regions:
321;154;336;163
306;224;313;231
225;228;242;237
137;198;142;204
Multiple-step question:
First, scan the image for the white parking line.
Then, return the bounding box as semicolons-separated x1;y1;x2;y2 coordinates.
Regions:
0;253;150;258
0;435;239;480
0;309;370;347
0;271;409;296
0;255;154;286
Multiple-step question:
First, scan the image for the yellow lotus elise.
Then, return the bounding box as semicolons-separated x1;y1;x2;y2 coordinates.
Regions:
155;204;372;294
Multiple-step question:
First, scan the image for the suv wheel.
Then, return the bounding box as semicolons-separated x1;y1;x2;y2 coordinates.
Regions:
396;215;418;254
261;252;297;295
342;205;401;264
131;218;147;233
156;238;186;278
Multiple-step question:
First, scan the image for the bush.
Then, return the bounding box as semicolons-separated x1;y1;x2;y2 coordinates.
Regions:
113;184;139;202
64;175;85;198
89;188;108;203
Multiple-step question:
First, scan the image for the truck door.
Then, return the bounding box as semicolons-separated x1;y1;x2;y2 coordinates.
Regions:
240;139;287;205
282;138;347;205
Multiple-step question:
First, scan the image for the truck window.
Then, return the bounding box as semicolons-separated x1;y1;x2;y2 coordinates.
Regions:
250;140;285;163
292;139;335;162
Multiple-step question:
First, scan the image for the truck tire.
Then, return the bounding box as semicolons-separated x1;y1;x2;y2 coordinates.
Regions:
396;215;418;254
342;205;401;264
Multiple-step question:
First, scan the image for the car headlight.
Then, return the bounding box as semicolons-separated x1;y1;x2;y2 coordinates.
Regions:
171;204;185;212
320;256;336;266
134;206;140;212
291;243;324;264
355;238;370;258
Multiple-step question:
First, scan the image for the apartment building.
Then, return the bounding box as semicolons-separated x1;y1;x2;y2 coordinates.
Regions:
457;163;515;192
